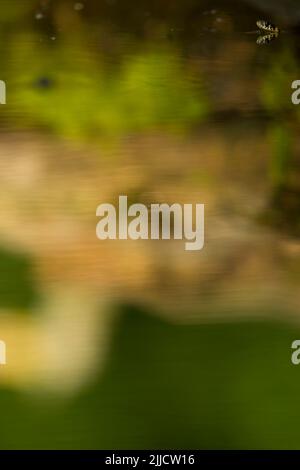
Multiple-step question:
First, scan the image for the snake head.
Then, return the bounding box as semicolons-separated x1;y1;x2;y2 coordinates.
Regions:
256;20;280;33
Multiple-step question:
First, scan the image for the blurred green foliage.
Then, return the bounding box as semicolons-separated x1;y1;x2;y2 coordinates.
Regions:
0;0;34;23
0;306;299;449
0;0;299;451
3;31;209;139
0;247;38;310
260;46;300;232
268;125;291;188
261;48;298;113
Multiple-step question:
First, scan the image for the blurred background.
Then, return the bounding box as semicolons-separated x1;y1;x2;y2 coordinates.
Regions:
0;0;300;449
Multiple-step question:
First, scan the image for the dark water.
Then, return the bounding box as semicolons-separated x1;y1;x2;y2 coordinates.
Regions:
0;0;299;449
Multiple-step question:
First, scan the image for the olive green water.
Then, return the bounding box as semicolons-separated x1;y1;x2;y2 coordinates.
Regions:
0;0;300;449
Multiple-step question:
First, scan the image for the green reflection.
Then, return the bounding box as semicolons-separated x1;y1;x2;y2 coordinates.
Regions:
5;32;209;139
0;0;34;23
260;46;300;233
0;306;300;449
0;246;37;310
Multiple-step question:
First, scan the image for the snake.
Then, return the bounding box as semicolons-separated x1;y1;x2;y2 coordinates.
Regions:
256;20;281;44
